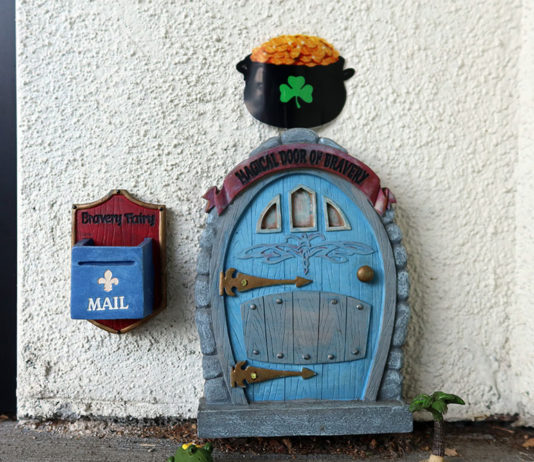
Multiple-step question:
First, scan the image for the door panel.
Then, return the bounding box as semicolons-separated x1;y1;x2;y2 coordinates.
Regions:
264;293;294;364
345;298;371;360
224;173;385;402
241;297;267;361
317;293;347;364
241;291;370;365
292;292;320;364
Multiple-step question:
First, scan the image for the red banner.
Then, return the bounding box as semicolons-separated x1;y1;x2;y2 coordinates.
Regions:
204;143;395;215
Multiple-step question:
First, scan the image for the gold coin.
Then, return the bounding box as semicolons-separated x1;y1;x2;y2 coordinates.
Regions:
250;34;339;66
289;48;301;59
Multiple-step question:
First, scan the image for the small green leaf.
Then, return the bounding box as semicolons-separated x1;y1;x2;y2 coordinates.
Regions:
409;394;432;412
299;84;313;103
449;395;466;405
431;399;448;415
408;402;422;412
432;391;465;406
287;75;306;90
279;84;293;103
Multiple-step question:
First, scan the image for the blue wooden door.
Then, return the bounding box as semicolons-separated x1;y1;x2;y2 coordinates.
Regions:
224;173;385;402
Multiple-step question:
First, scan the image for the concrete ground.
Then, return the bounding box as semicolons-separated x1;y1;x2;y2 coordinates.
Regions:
0;419;533;462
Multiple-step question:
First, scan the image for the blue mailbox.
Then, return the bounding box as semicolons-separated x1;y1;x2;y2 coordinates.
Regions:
71;238;155;320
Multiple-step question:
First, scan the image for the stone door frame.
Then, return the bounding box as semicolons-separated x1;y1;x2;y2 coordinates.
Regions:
195;129;410;405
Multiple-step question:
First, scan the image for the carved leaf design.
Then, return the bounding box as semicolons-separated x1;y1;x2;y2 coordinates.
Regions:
238;233;375;275
239;243;299;264
315;241;375;263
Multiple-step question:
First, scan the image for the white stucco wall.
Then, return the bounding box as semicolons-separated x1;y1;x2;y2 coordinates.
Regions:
514;0;534;427
16;0;533;423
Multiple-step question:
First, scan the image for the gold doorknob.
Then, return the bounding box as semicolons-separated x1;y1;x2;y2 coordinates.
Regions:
357;265;374;283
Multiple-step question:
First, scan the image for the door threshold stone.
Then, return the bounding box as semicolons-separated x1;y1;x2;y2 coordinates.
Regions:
197;398;413;438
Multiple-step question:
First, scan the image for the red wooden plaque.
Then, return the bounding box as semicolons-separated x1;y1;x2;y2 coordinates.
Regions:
72;190;166;333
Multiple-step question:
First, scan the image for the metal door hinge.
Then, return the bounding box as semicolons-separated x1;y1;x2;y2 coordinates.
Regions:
219;268;312;296
230;361;316;388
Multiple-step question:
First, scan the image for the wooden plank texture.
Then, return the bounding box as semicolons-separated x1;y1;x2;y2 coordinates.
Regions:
292;291;320;364
241;297;268;362
344;298;371;361
264;293;294;364
210;169;396;404
318;293;347;363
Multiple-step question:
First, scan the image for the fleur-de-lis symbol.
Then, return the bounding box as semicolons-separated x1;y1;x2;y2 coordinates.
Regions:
98;269;119;292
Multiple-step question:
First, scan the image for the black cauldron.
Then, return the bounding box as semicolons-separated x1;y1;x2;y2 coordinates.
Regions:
237;54;354;128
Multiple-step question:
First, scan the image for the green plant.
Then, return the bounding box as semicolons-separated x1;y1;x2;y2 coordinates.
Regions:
410;391;465;462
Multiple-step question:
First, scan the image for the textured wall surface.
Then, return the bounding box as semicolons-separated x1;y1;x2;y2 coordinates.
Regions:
17;0;532;422
514;0;534;427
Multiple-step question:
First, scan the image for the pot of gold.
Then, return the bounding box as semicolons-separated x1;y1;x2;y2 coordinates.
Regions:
237;35;355;128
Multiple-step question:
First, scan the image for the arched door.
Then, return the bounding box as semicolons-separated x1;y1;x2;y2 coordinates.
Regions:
222;171;394;402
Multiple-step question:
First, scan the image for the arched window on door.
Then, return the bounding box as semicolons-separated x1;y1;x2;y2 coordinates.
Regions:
289;185;317;232
256;195;281;233
255;188;352;235
323;197;351;231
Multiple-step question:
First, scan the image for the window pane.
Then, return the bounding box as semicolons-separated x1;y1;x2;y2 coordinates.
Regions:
290;186;316;231
324;197;351;231
257;195;281;233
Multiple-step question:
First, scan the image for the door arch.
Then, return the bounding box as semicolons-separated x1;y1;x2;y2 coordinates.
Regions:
195;130;410;407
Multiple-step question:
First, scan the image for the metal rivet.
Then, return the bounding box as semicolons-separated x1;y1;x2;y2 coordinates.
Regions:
328;354;335;360
330;299;338;305
352;349;360;355
249;304;257;310
276;298;283;304
241;279;248;287
250;372;257;380
277;353;284;359
302;354;310;360
356;304;364;310
252;349;259;355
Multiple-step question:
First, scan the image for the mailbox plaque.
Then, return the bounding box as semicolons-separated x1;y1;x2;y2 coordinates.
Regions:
71;190;166;334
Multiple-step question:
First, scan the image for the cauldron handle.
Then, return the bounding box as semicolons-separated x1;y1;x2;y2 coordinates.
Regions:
236;59;248;78
343;68;355;80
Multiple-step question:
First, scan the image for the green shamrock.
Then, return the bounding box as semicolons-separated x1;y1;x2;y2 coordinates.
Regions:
279;76;313;109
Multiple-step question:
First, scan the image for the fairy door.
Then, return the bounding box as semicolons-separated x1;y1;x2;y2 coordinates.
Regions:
222;171;395;402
